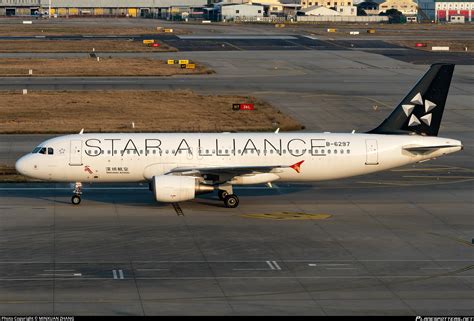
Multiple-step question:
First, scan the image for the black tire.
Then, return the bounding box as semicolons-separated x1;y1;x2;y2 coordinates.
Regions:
71;195;81;205
218;190;229;201
224;194;239;208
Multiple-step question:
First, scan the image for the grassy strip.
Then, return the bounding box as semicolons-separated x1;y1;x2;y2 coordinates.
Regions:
0;58;212;77
0;25;188;36
0;90;304;134
0;40;178;53
0;165;30;182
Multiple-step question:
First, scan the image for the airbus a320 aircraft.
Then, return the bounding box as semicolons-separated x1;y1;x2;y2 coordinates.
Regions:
15;64;463;208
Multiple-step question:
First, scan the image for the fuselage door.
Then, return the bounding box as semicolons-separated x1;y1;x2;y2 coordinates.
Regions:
365;139;379;165
69;140;83;166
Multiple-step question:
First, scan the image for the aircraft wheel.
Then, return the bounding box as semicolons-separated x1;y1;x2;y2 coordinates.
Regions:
218;190;229;201
71;195;81;205
224;194;239;208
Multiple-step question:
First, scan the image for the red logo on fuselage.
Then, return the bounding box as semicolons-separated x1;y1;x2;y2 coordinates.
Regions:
290;160;304;173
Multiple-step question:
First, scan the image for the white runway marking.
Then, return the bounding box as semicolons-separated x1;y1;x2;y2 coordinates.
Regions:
266;261;282;270
112;270;117;279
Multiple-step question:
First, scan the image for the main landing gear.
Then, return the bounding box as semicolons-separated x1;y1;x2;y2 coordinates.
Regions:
71;182;82;205
223;194;239;208
218;185;239;208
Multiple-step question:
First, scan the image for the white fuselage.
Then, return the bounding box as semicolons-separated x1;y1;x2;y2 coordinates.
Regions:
15;132;462;184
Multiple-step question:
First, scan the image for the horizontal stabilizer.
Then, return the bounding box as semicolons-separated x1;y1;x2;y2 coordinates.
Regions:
403;145;461;155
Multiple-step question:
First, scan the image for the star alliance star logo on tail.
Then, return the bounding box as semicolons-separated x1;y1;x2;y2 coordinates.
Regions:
290;160;304;173
402;92;436;128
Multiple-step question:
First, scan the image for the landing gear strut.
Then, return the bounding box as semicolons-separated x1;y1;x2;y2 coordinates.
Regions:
218;190;229;200
71;182;82;205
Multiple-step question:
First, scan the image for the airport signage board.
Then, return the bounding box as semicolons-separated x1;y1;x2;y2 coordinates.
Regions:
233;103;254;111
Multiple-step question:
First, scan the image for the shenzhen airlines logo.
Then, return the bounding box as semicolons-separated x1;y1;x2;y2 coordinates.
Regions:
402;92;436;128
84;165;93;174
290;160;305;173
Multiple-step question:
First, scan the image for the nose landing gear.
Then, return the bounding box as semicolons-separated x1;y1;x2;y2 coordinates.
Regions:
71;182;82;205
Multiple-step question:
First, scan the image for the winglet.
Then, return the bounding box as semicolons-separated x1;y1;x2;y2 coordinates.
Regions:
79;128;84;135
290;160;304;173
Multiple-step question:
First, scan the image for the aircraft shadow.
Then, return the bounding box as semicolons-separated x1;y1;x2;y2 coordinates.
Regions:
3;183;313;208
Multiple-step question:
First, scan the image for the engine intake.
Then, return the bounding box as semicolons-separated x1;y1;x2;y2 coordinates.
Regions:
152;175;214;202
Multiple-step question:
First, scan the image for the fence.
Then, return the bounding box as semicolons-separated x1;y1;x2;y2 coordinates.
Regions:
297;15;389;22
234;16;286;23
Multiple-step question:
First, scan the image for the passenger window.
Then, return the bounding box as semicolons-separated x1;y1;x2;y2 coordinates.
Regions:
48;147;54;155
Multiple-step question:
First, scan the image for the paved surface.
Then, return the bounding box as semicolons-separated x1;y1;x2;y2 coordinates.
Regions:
0;33;472;64
0;23;473;315
0;171;473;315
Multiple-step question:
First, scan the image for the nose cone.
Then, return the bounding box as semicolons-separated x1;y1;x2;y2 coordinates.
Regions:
15;155;33;178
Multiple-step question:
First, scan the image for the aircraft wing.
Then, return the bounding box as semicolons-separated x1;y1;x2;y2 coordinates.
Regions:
166;161;304;183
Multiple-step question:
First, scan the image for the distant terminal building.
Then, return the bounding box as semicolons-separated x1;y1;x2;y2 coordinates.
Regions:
435;0;473;22
0;0;207;17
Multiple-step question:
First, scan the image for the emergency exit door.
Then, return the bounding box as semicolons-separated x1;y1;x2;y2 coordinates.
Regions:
365;139;379;165
69;140;83;166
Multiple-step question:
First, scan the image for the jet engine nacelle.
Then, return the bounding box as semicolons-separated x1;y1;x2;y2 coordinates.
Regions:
152;175;214;202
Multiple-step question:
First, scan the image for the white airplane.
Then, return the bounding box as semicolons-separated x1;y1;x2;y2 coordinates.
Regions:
15;64;463;208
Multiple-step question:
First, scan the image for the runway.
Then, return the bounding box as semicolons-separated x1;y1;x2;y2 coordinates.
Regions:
0;25;473;315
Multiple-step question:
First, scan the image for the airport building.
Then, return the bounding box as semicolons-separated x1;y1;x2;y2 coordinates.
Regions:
0;0;207;17
299;0;356;16
377;0;418;15
435;0;473;22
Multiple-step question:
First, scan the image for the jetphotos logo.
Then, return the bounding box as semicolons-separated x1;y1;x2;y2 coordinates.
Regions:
416;317;474;321
290;160;305;173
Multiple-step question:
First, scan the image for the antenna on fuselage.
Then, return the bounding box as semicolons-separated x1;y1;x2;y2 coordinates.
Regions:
79;128;84;135
274;128;280;134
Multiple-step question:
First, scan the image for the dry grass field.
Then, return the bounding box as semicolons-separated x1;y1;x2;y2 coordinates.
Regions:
0;165;29;182
0;24;186;36
0;40;177;53
0;90;303;134
0;58;212;77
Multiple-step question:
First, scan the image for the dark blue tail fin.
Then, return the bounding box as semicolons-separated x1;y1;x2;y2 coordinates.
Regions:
369;63;455;136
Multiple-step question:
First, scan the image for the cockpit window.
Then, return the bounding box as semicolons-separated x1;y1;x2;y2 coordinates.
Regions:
38;147;47;154
48;147;54;155
32;147;41;153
